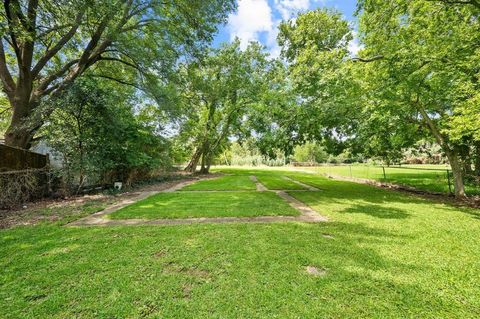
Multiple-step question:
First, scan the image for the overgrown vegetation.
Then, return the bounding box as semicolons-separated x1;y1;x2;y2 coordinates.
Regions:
0;169;47;209
42;78;171;194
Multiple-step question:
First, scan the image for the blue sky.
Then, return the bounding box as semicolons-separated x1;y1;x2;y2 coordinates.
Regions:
214;0;359;57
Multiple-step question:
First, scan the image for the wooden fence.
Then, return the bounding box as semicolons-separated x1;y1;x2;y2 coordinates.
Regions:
0;144;48;170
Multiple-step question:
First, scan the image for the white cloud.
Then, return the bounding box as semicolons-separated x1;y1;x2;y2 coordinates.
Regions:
227;0;274;49
226;0;327;57
348;31;363;56
274;0;322;20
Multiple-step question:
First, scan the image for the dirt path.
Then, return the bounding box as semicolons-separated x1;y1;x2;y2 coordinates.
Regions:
68;175;328;227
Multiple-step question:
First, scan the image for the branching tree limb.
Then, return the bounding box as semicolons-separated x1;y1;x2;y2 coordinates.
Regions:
351;55;384;63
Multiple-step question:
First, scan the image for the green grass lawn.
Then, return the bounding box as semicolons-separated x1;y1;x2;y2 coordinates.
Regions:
255;174;307;190
1;168;479;318
108;191;299;219
309;165;480;195
181;175;256;191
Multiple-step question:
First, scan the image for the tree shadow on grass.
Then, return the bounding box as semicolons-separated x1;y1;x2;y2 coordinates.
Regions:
340;204;410;219
4;220;473;317
463;208;480;220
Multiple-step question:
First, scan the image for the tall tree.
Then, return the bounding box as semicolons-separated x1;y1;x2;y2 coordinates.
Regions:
0;0;235;148
356;0;480;197
276;9;362;157
179;40;270;174
279;5;479;198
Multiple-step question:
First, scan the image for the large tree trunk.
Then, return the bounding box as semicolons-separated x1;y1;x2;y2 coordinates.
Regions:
0;1;137;150
4;123;34;149
4;89;37;149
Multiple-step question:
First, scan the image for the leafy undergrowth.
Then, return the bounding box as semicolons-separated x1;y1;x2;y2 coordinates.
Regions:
1;169;479;318
109;191;299;219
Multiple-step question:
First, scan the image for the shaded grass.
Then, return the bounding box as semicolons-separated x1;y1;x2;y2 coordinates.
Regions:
0;198;113;229
310;165;480;195
181;175;256;191
109;191;299;219
1;168;479;318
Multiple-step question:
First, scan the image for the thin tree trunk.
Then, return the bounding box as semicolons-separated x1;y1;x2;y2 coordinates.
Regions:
446;150;466;198
202;153;214;174
199;151;210;174
185;148;202;173
463;158;473;175
475;142;480;176
417;104;466;198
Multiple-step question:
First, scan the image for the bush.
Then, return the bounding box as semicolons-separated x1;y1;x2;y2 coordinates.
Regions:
0;169;49;209
41;79;171;194
293;142;328;163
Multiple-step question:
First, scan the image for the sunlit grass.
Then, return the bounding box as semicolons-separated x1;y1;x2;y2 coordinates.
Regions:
255;175;306;190
1;168;479;318
304;165;480;195
181;175;256;191
109;191;299;219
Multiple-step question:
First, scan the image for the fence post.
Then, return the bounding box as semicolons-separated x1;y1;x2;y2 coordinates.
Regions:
447;169;452;195
349;165;353;178
382;166;386;180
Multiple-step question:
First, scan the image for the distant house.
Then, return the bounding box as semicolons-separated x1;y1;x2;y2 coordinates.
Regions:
30;140;63;168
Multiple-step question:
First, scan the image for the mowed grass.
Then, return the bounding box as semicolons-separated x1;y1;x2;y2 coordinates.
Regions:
1;168;480;318
255;175;306;190
310;165;480;195
181;175;256;191
108;191;299;219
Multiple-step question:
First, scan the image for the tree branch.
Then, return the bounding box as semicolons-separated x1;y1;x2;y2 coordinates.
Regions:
351;55;384;63
36;23;72;39
0;40;16;94
21;0;39;71
0;106;12;116
35;59;80;96
31;11;84;79
4;0;22;59
88;74;142;90
425;0;480;8
35;0;139;98
97;56;142;71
